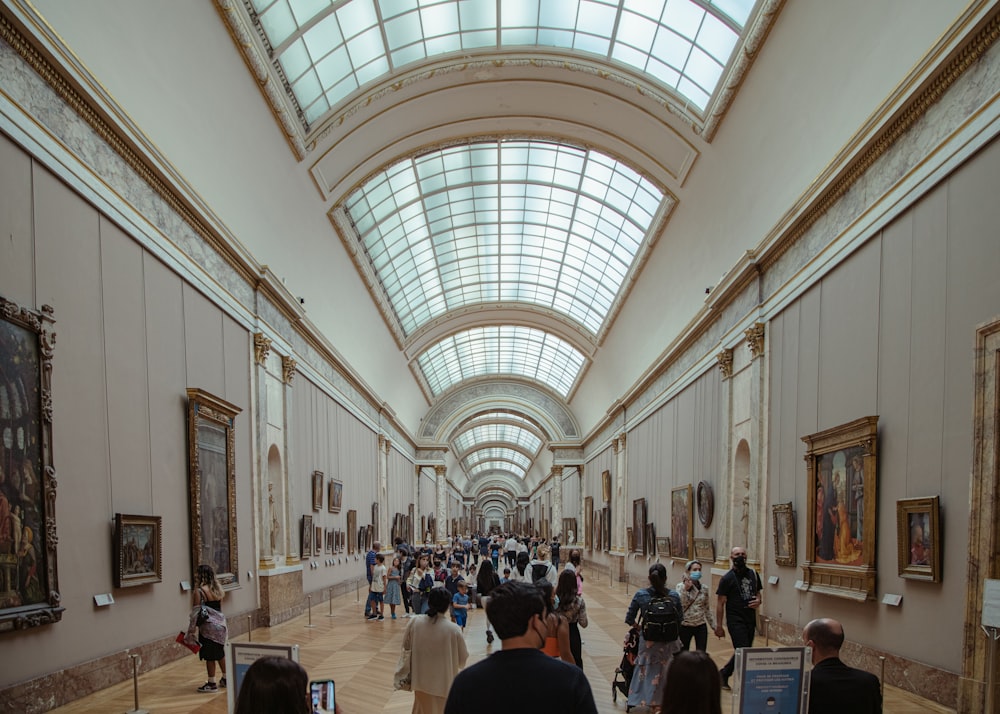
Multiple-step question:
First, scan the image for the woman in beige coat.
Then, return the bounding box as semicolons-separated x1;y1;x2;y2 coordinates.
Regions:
402;588;468;714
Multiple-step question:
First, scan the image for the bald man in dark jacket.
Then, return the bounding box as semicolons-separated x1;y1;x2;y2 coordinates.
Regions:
803;618;882;714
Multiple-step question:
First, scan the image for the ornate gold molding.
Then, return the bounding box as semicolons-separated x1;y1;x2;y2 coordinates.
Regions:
280;356;297;384
761;8;1000;273
716;348;734;379
745;323;765;359
253;332;272;365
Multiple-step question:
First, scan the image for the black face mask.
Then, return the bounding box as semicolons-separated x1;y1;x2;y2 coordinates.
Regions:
732;556;747;570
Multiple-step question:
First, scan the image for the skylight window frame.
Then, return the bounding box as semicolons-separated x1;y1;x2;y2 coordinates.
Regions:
244;0;757;131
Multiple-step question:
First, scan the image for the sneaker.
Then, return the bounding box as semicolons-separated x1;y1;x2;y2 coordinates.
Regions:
366;614;378;621
377;615;385;621
219;677;227;688
391;613;397;619
197;682;218;693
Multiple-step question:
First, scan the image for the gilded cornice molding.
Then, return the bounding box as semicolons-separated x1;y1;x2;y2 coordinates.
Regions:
253;332;272;366
716;348;734;379
745;323;765;360
0;9;257;290
281;356;297;384
759;7;1000;273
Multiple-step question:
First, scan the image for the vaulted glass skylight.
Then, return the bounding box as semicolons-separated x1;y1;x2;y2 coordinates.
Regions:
416;325;585;397
453;423;543;455
462;448;533;473
345;139;662;337
468;461;527;480
247;0;755;126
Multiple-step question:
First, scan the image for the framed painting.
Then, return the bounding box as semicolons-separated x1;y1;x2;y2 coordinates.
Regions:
187;388;241;589
584;497;594;549
896;496;940;582
346;510;357;554
301;515;313;559
646;523;656;556
408;503;415;545
802;416;878;601
656;537;671;557
0;297;63;633
670;485;693;559
772;503;796;567
314;526;322;556
602;470;612;503
626;527;635;553
328;479;343;514
632;498;647;554
602;507;611;552
372;502;380;543
697;481;714;527
694;537;715;562
311;471;323;512
113;514;162;588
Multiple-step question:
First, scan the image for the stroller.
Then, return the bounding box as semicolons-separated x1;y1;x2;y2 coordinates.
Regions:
612;625;640;708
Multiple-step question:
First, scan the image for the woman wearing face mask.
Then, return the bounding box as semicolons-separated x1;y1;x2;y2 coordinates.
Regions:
675;560;717;652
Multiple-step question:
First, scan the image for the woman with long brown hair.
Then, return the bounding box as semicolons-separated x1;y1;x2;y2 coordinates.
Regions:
555;568;588;668
193;563;227;693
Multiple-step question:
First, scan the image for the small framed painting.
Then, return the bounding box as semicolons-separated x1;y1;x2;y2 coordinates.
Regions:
694;537;715;563
113;514;162;588
896;496;940;582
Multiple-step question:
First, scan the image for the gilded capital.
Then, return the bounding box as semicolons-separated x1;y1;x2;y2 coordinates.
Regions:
716;348;734;378
745;322;765;359
253;332;272;365
281;355;297;384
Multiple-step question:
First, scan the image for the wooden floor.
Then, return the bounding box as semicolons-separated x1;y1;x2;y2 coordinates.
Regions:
50;577;953;714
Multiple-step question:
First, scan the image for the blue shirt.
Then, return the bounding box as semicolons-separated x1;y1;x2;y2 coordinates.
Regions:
625;586;683;627
365;549;377;583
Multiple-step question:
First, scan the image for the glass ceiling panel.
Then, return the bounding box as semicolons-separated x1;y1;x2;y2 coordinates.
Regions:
462;448;532;472
469;461;527;479
247;0;756;125
416;325;585;397
346;140;662;337
453;423;542;455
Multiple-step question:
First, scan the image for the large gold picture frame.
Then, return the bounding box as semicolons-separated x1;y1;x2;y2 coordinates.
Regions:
186;388;241;589
584;496;593;550
802;416;878;601
670;485;693;559
0;297;63;633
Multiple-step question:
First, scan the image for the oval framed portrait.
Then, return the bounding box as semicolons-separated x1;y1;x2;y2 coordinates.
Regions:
697;481;714;527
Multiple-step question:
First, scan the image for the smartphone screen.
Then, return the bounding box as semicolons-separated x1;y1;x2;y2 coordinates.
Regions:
309;679;335;714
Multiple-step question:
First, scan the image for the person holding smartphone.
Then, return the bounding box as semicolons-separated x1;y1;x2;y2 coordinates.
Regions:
234;657;342;714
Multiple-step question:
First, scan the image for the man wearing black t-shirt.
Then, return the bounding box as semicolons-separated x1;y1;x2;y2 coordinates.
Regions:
444;581;597;714
714;545;763;689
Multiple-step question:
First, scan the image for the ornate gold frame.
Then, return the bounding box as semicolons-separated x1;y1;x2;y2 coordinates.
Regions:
802;416;878;601
896;496;940;582
670;485;693;560
186;388;241;589
771;503;796;567
113;513;162;588
0;297;62;633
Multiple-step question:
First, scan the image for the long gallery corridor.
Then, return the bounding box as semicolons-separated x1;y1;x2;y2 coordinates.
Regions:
50;572;951;714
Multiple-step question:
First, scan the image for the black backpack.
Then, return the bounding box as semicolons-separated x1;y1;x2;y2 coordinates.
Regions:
640;592;680;642
531;562;551;583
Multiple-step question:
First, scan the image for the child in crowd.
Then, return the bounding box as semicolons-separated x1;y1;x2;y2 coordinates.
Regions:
501;568;511;584
368;553;387;621
452;581;470;631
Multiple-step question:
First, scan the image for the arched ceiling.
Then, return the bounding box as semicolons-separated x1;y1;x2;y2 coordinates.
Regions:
224;0;774;506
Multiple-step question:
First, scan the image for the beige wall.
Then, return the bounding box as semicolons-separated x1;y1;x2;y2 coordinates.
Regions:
766;136;1000;673
0;140;254;685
